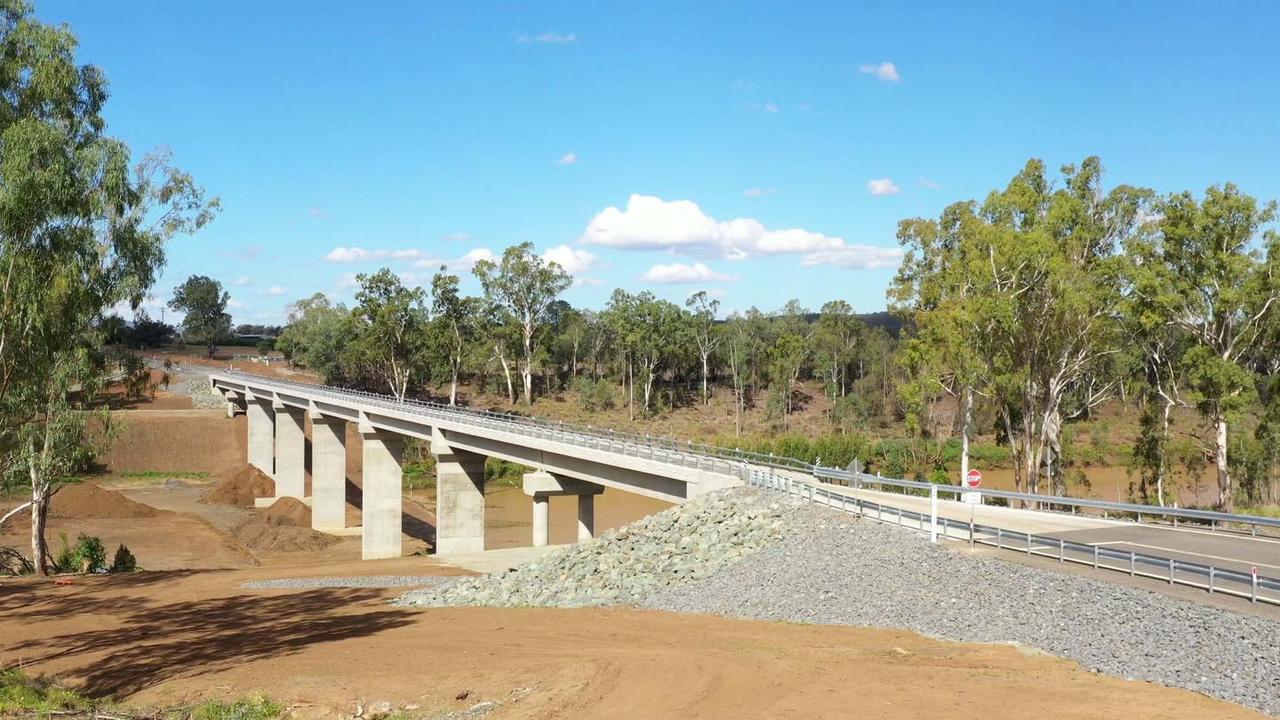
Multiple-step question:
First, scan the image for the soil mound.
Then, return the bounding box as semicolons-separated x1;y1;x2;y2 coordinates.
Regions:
202;466;276;507
51;483;160;519
231;517;338;553
263;497;311;527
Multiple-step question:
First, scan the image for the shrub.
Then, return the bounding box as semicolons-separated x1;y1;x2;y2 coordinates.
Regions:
191;693;282;720
111;543;137;573
574;377;616;411
58;534;107;574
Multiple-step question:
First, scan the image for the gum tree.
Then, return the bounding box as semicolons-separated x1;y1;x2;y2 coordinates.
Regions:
0;1;217;573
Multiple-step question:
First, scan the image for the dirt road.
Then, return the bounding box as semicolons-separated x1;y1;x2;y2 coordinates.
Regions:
0;560;1264;720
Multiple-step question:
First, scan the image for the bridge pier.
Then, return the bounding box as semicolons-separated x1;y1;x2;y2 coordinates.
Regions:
433;429;487;555
523;471;604;547
361;427;404;560
310;415;347;533
246;396;275;475
272;403;307;500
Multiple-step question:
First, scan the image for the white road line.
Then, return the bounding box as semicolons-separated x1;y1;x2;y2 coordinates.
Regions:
1090;541;1280;571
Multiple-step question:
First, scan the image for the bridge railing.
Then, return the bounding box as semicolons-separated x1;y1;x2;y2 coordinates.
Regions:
211;370;813;477
212;370;1280;536
810;466;1280;537
744;467;1280;606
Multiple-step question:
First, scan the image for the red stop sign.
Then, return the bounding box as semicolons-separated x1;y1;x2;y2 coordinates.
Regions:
964;469;982;489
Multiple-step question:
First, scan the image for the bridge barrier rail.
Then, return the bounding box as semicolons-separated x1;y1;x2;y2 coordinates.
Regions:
211;370;812;478
811;467;1280;538
213;370;1280;538
743;466;1280;606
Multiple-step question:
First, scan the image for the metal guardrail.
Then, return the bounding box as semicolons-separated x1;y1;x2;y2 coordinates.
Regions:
811;466;1280;537
746;467;1280;606
210;370;810;478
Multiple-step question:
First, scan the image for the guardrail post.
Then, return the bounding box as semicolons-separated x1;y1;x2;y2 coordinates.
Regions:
1058;538;1065;563
1129;552;1135;577
1092;545;1099;569
1168;559;1174;584
996;527;1002;549
929;484;938;544
1252;568;1259;603
1208;566;1215;594
1026;533;1032;554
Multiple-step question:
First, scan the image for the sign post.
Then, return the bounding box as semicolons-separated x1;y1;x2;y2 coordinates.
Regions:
962;469;983;504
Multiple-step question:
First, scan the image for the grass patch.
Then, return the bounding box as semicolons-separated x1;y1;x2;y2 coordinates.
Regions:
189;694;282;720
118;470;209;480
0;668;92;715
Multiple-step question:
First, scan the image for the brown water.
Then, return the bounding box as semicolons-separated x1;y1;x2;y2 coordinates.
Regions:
966;465;1220;506
407;484;673;549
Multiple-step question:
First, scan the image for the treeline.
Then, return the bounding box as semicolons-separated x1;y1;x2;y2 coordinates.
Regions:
276;243;902;435
892;156;1279;511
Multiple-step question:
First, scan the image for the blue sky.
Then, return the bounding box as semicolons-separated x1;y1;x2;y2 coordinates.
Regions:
38;1;1280;325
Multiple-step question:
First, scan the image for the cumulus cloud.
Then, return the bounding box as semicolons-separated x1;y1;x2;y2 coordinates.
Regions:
858;61;900;82
263;286;287;296
557;152;578;165
800;246;903;269
324;247;430;263
866;178;901;196
642;262;735;284
541;244;597;275
579;194;898;269
518;31;576;44
233;276;252;286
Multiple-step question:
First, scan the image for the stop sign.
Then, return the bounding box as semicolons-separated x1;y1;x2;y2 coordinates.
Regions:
964;469;982;489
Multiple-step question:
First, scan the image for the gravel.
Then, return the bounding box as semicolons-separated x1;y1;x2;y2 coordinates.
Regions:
243;575;453;590
395;489;801;608
642;505;1280;717
146;359;226;409
395;487;1279;716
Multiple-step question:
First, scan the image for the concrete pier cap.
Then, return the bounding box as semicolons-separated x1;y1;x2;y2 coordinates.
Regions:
524;471;604;547
522;471;606;497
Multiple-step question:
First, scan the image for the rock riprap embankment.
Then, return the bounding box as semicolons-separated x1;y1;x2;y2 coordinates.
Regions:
395;489;799;608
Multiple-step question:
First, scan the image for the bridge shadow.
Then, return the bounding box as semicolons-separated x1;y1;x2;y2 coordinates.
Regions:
341;476;437;547
4;578;414;698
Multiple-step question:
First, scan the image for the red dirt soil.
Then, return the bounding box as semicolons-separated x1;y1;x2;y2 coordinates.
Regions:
0;563;1264;720
202;466;276;507
51;483;159;520
262;497;311;527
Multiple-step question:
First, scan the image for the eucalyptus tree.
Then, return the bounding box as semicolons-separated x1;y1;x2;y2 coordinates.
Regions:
350;269;431;400
169;275;230;356
430;266;478;405
1126;185;1279;511
814;300;863;400
473;242;571;406
0;1;218;573
686;291;721;405
275;293;352;384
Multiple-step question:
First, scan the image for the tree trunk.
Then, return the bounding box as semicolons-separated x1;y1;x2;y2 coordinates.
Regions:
627;357;634;422
449;363;459;406
499;351;515;404
522;320;534;406
1215;415;1232;512
1156;397;1173;506
701;352;709;405
30;458;50;576
960;385;972;485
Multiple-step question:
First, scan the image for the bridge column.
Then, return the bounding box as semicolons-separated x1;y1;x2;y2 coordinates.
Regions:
273;403;307;499
311;415;347;533
433;429;487;555
246;396;275;475
577;494;595;541
361;427;404;560
523;471;604;547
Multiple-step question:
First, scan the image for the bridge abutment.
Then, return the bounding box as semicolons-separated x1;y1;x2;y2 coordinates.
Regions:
523;471;604;547
361;427;404;560
433;429;487;555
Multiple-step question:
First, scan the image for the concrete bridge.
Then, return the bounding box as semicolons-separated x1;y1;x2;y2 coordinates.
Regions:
207;371;745;559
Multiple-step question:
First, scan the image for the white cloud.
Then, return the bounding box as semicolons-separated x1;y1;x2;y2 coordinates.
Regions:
919;177;941;190
866;178;901;196
233;275;252;286
518;31;576;44
743;187;776;198
573;276;605;288
580;194;892;268
858;61;900;82
227;298;246;309
337;273;360;290
264;286;287;296
800;245;903;269
324;247;429;263
557;152;578;165
642;262;735;284
541;244;597;275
